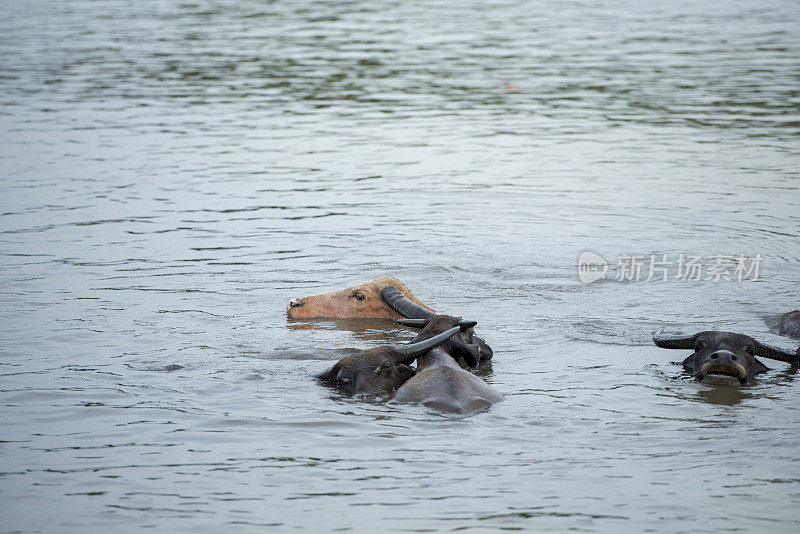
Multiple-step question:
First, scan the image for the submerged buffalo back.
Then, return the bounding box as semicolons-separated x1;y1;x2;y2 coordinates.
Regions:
393;347;504;413
393;315;504;413
765;310;800;341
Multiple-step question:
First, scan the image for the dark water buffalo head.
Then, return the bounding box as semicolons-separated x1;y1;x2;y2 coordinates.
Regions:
383;288;493;364
653;331;798;386
286;276;434;319
396;314;491;368
317;325;462;395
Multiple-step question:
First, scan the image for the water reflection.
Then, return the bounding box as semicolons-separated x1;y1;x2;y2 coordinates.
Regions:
695;384;752;406
287;317;412;343
771;365;800;384
268;347;361;361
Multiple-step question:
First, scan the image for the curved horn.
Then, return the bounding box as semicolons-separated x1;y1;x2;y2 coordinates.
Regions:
381;287;434;319
392;326;461;363
754;341;799;364
652;331;698;349
395;318;429;328
457;319;477;329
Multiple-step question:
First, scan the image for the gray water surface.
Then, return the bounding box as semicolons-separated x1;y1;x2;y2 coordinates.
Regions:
2;1;800;532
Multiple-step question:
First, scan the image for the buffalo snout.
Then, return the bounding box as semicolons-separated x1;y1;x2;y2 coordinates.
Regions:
699;350;748;385
709;350;738;363
287;298;304;312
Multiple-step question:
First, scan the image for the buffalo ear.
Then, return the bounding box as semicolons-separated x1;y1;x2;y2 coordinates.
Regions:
681;354;697;373
752;358;769;375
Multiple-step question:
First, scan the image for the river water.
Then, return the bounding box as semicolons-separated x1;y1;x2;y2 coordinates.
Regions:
2;1;800;532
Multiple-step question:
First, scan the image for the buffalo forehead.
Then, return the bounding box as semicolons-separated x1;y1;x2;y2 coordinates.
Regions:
701;331;754;351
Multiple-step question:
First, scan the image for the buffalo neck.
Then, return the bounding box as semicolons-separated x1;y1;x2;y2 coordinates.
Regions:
416;347;461;372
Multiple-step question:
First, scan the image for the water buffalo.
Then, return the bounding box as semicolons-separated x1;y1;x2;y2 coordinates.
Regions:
765;310;800;340
287;276;494;362
381;286;493;363
316;325;464;396
393;315;505;413
286;276;434;319
653;331;798;386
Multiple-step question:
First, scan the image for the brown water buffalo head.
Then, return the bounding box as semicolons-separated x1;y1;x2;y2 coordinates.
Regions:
286;276;434;319
653;330;798;386
396;315;491;368
316;325;462;396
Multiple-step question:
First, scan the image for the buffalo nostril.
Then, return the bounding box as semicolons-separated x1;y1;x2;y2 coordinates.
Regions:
731;355;737;361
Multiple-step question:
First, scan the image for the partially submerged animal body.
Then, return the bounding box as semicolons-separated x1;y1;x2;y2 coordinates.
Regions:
393;346;503;413
653;331;798;386
316;325;463;396
299;277;499;411
380;286;493;363
286;276;434;320
765;310;800;341
287;275;493;361
316;314;502;414
393;315;504;414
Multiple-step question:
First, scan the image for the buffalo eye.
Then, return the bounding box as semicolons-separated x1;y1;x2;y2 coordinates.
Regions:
693;341;707;351
743;345;755;355
353;292;365;301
